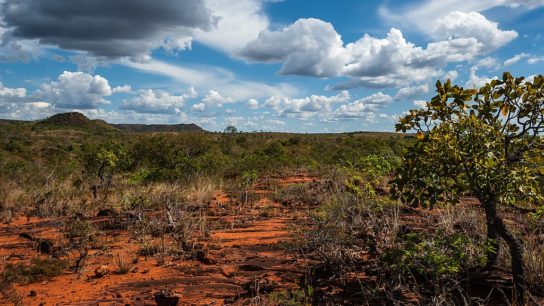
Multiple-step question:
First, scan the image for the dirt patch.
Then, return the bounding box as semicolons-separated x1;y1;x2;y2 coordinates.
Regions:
0;174;317;305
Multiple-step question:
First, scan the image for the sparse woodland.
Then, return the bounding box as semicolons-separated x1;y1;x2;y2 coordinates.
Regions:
0;75;543;305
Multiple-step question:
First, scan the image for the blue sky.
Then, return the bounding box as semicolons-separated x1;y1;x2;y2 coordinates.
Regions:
0;0;543;132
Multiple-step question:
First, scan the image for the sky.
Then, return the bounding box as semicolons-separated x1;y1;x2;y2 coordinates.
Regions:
0;0;543;132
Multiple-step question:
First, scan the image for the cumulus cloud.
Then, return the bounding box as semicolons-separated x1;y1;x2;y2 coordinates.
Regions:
432;12;518;52
380;0;544;32
0;82;54;119
442;70;459;81
183;86;198;99
0;82;27;98
1;0;216;59
112;85;132;94
195;0;270;54
265;90;350;118
413;100;428;108
394;84;429;100
120;89;185;114
37;71;112;109
239;18;347;77
201;90;234;106
191;102;206;112
241;14;516;89
322;92;393;122
465;67;498;89
247;98;259;109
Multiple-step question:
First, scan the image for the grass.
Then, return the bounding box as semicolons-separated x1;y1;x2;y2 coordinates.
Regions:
1;258;67;290
112;253;134;274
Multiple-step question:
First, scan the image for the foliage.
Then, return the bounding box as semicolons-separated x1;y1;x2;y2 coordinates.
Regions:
392;73;544;302
382;231;486;280
392;73;544;208
65;219;98;249
224;125;238;133
1;258;66;288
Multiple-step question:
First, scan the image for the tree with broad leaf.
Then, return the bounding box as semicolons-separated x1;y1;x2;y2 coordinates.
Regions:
391;73;544;303
224;125;238;134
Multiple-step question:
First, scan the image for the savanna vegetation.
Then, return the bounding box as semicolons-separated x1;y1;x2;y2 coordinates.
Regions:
0;73;542;305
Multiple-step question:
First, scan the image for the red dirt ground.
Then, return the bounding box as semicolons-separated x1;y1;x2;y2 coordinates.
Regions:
0;174;315;305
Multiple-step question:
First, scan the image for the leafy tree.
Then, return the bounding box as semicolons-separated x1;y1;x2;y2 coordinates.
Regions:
224;125;238;133
392;73;544;302
83;141;130;199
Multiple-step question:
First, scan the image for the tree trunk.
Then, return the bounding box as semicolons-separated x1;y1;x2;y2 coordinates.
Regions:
485;210;500;268
483;199;525;304
494;215;525;304
481;198;500;268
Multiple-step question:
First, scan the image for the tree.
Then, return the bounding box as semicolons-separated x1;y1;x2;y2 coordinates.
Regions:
224;125;238;134
391;73;544;303
83;141;130;199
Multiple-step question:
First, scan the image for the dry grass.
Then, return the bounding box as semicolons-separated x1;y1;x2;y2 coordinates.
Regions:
112;253;134;274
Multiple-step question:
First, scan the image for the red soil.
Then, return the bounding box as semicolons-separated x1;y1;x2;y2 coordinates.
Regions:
0;174;316;305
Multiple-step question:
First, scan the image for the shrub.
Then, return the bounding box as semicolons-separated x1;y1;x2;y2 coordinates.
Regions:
1;258;66;289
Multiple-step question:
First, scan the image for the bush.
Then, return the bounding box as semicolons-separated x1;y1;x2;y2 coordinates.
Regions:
382;230;486;281
1;258;66;289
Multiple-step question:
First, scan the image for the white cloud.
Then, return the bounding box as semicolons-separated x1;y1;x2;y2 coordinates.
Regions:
192;102;206;112
37;71;112;109
183;86;198;99
112;85;133;94
504;53;529;66
121;89;184;114
201;90;234;106
442;70;459;81
266;90;351;118
241;16;514;89
380;0;544;32
432;11;518;52
239;18;347;77
122;59;297;100
528;56;544;64
476;57;499;69
195;0;270;54
465;67;498;89
413;100;428;108
247;98;259;109
0;82;27;98
394;84;429;100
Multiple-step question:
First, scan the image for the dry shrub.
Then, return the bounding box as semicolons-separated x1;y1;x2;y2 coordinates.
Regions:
112;253;134;274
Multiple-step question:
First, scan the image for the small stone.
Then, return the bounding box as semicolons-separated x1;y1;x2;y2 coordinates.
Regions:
28;290;37;297
94;265;109;278
141;268;150;274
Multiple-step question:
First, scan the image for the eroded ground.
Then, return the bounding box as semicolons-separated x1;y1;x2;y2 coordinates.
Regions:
0;174;318;305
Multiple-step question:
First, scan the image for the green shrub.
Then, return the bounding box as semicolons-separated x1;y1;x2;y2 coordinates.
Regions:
382;231;486;280
1;258;66;288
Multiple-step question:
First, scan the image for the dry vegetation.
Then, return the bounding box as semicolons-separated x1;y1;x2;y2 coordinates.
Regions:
0;115;542;305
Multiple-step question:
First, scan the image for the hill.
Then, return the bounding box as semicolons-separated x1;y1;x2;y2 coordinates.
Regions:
32;112;204;133
113;123;204;133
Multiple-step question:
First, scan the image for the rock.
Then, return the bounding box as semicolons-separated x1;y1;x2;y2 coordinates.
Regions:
28;290;37;297
194;250;215;265
154;290;180;306
97;208;116;217
36;239;54;254
220;266;236;278
239;264;265;271
94;265;109;278
19;232;35;241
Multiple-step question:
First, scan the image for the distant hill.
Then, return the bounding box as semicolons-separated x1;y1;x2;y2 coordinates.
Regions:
33;112;205;133
36;112;117;132
113;123;204;133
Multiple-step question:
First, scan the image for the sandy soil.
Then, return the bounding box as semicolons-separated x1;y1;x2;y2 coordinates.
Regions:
0;174;316;305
